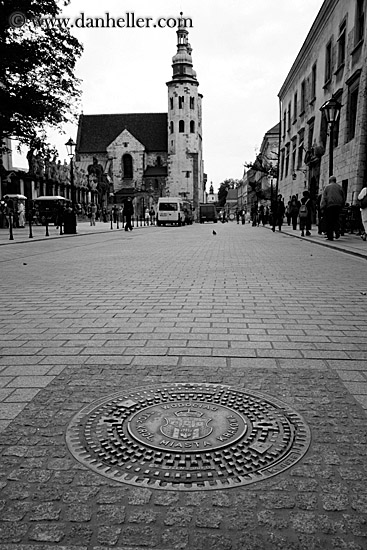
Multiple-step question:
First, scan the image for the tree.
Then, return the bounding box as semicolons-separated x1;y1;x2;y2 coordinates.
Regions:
0;0;83;154
217;178;241;207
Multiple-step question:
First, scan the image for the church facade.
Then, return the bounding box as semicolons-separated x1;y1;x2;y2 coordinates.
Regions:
75;25;204;218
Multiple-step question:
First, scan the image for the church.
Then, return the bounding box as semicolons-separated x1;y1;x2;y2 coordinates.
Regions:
75;24;205;219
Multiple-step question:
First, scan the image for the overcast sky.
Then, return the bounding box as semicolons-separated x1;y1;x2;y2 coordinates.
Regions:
13;0;325;191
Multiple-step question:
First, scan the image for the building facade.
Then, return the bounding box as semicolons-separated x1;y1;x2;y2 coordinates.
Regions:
278;0;367;208
238;123;279;211
76;25;204;217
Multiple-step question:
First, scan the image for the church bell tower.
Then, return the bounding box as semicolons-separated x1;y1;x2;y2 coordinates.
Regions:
166;19;203;216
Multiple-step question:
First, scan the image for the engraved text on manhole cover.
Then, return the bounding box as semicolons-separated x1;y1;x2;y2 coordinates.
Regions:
66;383;311;490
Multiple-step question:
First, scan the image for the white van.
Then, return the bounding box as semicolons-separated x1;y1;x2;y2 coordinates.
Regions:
156;197;185;226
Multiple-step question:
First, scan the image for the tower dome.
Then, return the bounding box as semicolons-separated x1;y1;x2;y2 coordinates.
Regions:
169;18;198;83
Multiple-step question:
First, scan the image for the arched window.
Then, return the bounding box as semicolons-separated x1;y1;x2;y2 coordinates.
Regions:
190;97;195;109
170;121;174;134
170;97;174;109
179;96;184;108
122;154;133;179
190;120;195;133
179;120;185;133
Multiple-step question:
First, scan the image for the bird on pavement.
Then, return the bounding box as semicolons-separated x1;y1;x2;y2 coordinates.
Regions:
213;230;217;235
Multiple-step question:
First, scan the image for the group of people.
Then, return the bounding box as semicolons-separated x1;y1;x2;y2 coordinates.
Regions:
0;196;26;229
250;176;367;242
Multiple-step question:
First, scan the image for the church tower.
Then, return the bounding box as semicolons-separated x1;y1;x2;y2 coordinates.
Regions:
166;20;204;216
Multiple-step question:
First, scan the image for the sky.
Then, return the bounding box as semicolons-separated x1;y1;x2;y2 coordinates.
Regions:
13;0;325;192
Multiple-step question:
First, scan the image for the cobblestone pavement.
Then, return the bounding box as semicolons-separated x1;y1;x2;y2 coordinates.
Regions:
0;222;366;549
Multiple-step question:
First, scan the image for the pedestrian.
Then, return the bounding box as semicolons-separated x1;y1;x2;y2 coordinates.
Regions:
4;195;14;228
316;190;324;234
289;195;300;230
149;206;155;225
18;200;25;228
56;201;64;231
89;202;97;226
145;207;150;225
272;194;285;232
286;201;292;226
251;203;258;226
124;196;134;231
358;185;367;241
299;190;312;237
320;175;345;241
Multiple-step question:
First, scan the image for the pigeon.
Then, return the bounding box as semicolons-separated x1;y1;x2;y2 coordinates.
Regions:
213;230;217;235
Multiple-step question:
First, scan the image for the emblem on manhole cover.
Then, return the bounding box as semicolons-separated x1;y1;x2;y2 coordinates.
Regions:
66;383;311;490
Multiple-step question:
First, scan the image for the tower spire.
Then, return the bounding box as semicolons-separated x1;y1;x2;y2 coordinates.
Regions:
170;14;197;83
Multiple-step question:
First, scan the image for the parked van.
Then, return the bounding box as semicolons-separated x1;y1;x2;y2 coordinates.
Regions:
199;203;218;223
157;197;185;226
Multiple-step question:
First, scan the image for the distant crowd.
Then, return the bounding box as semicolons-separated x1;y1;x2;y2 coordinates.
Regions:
247;176;367;242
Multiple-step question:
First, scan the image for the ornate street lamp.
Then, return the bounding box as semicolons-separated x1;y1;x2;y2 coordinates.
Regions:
319;98;342;177
65;137;77;234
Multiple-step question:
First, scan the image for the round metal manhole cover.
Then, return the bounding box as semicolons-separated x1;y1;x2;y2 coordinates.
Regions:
66;383;311;491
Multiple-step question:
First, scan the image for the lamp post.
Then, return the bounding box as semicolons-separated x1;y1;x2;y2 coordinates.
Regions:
65;138;77;234
320;98;342;177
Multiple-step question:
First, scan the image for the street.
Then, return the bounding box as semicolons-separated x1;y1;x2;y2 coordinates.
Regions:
0;222;367;549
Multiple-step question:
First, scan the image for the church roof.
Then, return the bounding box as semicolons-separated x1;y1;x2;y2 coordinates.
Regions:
76;113;168;154
266;123;280;135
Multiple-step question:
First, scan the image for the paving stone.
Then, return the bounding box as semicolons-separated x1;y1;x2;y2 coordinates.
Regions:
64;504;93;522
29;502;62;521
97;504;126;524
28;524;66;542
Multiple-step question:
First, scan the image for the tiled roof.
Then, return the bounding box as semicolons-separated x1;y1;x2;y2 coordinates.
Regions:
76;113;168;154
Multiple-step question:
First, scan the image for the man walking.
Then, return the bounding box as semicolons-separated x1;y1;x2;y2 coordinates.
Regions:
124;197;134;231
320;176;345;241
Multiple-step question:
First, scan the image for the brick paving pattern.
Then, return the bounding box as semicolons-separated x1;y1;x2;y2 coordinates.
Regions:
0;222;366;549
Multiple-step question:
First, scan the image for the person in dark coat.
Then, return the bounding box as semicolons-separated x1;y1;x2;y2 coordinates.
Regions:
299;190;312;237
289;195;301;230
124;197;134;231
320;175;345;240
272;194;286;232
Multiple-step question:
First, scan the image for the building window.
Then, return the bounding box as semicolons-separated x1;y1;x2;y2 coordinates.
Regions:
170;97;174;109
156;156;162;166
190;120;195;133
122;154;133;179
297;129;304;168
347;82;359;141
293;91;298;122
280;149;285;180
320;111;328;150
325;40;332;83
179;96;184;108
300;80;306;113
311;63;317;101
190;97;195;109
285;143;290;176
355;0;365;45
287;102;291;131
170;121;174;134
337;20;346;67
307;120;314;150
333;92;342;147
283;111;287;137
179;120;185;132
291;138;297;173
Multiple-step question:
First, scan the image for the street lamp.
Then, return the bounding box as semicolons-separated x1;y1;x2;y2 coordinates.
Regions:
65;137;77;234
319;98;342;177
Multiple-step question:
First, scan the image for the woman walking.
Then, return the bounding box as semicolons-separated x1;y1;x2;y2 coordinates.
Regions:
358;185;367;241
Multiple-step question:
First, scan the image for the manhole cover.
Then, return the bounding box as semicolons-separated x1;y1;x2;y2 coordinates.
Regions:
66;383;311;491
